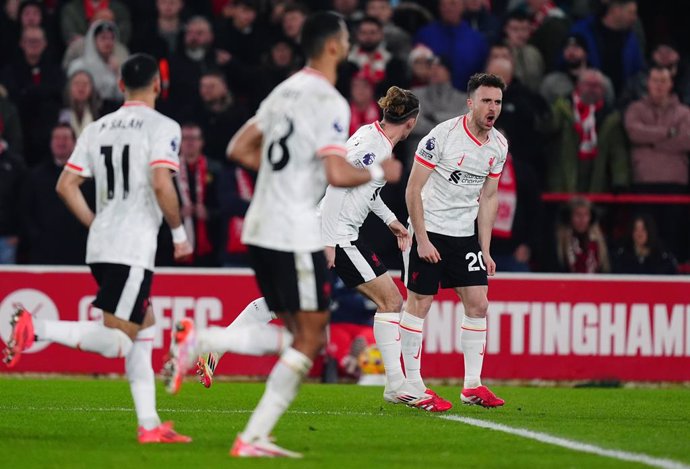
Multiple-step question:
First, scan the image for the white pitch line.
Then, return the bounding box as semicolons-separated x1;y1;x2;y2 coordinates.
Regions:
441;415;690;469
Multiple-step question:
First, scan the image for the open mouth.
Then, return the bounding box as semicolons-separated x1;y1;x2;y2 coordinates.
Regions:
486;115;495;125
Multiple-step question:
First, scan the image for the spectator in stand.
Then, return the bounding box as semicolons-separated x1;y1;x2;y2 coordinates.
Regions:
176;123;221;267
556;196;610;273
0;100;25;263
409;56;467;146
570;0;645;96
192;70;250;163
0;26;64;167
0;87;23;158
62;9;129;72
66;21;125;104
501;9;544;92
624;64;690;262
60;0;132;46
0;0;21;67
519;0;570;72
348;71;380;136
215;0;268;67
58;70;102;137
131;0;186;60
486;56;551;182
347;16;408;96
407;44;434;88
612;214;677;274
165;16;237;119
218;161;255;267
619;42;690;109
463;0;501;44
256;38;302;103
540;33;615;106
333;0;365;32
365;0;411;61
279;3;308;45
414;0;488;90
19;124;94;265
546;68;630;193
0;1;61;67
490;150;543;272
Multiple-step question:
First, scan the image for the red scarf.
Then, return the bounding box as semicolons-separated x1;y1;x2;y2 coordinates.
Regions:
567;233;600;273
572;90;602;160
531;1;557;30
348;47;389;85
492;153;517;239
83;0;111;20
349;102;380;136
178;156;213;260
226;167;254;254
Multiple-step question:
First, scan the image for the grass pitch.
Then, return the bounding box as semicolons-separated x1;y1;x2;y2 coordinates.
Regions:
0;377;688;469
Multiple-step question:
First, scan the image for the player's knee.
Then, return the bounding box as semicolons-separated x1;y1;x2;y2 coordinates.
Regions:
466;298;489;317
381;292;404;313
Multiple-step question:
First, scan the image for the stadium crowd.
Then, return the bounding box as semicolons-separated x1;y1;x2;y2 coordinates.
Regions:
1;0;689;275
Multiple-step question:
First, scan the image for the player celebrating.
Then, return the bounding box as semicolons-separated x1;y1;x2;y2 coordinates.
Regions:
403;73;507;408
164;12;402;458
320;86;450;411
1;54;193;442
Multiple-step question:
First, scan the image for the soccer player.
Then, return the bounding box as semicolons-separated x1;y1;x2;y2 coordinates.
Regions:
320;86;450;412
1;53;193;443
402;73;507;408
164;12;402;458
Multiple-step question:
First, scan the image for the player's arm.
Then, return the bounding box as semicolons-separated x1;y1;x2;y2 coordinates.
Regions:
56;170;95;228
405;161;440;263
322;154;401;187
371;196;410;251
152;167;192;260
227;117;262;171
477;176;500;276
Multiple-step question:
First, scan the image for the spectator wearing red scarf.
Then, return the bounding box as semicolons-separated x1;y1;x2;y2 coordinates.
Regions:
556;196;610;273
348;71;379;136
175;123;220;266
546;68;630;193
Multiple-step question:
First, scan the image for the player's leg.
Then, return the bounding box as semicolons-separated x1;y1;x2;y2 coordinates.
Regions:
232;248;329;458
333;243;406;394
129;307;191;443
355;274;406;391
455;284;504;408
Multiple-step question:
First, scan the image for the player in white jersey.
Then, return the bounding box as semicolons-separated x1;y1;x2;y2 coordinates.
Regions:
1;54;193;443
163;12;402;458
402;73;508;408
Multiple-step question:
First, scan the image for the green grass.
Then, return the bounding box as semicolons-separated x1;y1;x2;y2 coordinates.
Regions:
0;377;688;468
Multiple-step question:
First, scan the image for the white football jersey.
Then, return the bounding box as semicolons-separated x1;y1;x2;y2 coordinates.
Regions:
242;68;350;252
320;121;397;246
66;102;181;270
413;114;508;237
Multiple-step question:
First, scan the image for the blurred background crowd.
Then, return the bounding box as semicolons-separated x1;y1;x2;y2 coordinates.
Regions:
1;0;689;278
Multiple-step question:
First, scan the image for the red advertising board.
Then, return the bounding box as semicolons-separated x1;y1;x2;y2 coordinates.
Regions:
1;267;689;381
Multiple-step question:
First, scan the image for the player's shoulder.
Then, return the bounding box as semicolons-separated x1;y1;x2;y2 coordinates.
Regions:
490;127;509;156
431;115;464;141
146;108;180;131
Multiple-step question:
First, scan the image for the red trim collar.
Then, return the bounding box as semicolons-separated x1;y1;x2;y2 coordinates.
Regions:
374;121;393;148
463;115;488;147
122;101;148;107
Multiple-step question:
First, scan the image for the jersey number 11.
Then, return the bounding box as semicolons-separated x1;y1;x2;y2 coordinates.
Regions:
101;145;130;200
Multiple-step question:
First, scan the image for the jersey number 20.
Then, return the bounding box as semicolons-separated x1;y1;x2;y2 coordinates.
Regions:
466;251;486;272
101;145;129;200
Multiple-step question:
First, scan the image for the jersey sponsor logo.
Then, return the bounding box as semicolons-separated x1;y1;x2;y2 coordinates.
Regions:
419;149;434;160
425;137;436;151
362;153;376;166
448;170;484;185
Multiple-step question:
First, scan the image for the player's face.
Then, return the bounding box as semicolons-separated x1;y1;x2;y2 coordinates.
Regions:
468;86;502;131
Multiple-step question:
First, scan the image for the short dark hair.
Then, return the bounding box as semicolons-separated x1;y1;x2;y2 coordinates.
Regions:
52;122;76;140
467;73;506;95
358;16;383;29
300;11;345;59
120;53;159;91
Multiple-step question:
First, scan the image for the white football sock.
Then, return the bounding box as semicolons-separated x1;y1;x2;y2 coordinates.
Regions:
228;298;277;329
196;323;292;356
34;319;132;358
373;312;404;390
461;315;487;389
126;325;161;430
241;347;312;442
399;312;426;394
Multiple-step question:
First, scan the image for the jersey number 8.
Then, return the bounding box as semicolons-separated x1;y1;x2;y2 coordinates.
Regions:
267;119;294;171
